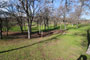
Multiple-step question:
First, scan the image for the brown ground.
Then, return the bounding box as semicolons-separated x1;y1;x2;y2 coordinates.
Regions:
2;30;65;39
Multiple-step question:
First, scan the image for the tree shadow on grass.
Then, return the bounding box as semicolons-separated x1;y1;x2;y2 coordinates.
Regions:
0;34;61;54
77;55;87;60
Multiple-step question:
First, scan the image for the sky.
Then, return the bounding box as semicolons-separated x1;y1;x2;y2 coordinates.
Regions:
0;0;90;20
53;0;90;20
54;0;60;8
0;0;10;2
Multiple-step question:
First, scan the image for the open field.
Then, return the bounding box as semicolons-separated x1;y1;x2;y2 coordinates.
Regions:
1;0;90;60
0;24;90;60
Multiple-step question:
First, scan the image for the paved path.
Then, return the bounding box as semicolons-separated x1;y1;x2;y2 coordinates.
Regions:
86;45;90;55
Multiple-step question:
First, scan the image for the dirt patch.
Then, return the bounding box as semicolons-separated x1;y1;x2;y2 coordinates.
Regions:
2;30;65;39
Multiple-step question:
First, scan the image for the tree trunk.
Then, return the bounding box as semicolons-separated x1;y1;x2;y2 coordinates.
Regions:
39;24;41;34
0;19;2;39
6;19;9;36
59;21;61;30
27;19;31;39
21;19;24;33
37;21;38;28
44;24;47;31
46;18;49;29
72;24;74;27
37;21;40;34
41;24;44;37
27;18;32;39
60;24;62;30
76;23;78;28
64;23;67;30
24;21;26;31
63;13;67;30
6;28;8;36
17;18;24;34
6;30;8;36
44;20;47;31
20;25;23;34
54;21;57;28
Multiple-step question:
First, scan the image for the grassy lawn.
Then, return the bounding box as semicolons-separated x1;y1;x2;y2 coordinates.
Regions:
0;24;90;60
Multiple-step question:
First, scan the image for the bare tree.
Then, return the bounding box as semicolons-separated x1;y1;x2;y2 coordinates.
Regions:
70;3;83;28
19;0;42;39
43;7;51;30
57;0;71;30
15;5;25;33
0;1;8;39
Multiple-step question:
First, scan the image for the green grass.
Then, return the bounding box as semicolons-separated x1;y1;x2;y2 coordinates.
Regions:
0;24;90;60
2;24;56;32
